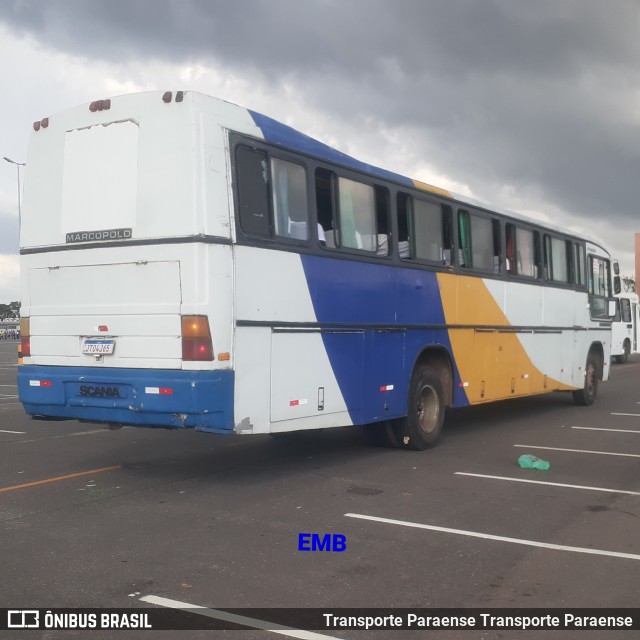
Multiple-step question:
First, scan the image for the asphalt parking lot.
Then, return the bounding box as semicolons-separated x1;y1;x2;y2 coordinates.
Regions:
0;340;638;639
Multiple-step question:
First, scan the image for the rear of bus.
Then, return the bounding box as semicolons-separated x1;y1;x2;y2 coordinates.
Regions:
18;91;242;432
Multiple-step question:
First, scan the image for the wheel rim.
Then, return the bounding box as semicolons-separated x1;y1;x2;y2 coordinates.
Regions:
416;384;440;434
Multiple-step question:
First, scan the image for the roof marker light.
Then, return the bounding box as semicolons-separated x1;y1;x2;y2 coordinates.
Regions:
162;91;172;103
33;121;41;131
89;99;112;112
40;118;49;128
176;91;184;102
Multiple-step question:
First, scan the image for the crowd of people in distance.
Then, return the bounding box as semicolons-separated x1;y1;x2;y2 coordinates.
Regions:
0;329;20;340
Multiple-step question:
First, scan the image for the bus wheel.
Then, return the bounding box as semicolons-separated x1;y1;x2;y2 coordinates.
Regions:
620;340;630;364
398;366;445;450
572;354;598;406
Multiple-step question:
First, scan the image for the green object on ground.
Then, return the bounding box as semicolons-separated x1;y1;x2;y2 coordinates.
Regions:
518;454;550;470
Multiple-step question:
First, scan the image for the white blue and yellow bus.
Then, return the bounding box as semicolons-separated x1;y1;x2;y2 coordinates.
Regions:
17;91;614;449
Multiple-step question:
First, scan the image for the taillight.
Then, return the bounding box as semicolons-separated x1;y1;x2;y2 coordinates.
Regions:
181;315;213;361
21;317;30;358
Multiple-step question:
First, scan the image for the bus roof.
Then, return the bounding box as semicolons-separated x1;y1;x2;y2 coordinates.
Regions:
247;101;608;254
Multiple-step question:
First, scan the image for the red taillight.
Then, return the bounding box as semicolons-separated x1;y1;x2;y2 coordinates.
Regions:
21;318;30;358
181;316;214;361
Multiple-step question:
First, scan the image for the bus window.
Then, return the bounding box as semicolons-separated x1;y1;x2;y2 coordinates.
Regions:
505;224;517;275
411;199;442;262
315;167;335;246
337;177;376;252
544;235;569;283
458;210;496;272
574;243;587;287
588;255;612;319
271;158;309;241
517;228;536;277
397;196;452;264
620;297;632;323
374;185;390;256
506;224;537;278
236;146;270;237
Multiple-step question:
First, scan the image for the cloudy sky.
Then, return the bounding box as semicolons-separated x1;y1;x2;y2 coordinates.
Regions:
0;0;638;302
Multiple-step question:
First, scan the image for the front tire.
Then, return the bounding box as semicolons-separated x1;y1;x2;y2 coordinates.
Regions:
572;353;599;406
395;366;445;450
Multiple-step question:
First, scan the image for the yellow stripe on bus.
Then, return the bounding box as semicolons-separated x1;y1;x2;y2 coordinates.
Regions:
411;179;452;199
437;273;572;403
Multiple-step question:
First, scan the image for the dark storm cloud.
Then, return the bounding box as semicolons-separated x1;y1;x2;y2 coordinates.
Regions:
1;0;639;225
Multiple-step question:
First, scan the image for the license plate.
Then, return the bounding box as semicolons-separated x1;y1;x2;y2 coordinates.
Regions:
82;339;115;355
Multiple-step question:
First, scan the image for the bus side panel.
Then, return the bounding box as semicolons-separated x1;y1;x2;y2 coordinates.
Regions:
233;247;354;433
300;255;469;416
437;274;575;402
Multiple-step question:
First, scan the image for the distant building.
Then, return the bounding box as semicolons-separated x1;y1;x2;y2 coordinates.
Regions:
0;319;19;337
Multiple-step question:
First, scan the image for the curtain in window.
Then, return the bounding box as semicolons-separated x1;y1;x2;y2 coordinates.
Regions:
272;160;289;237
458;211;472;267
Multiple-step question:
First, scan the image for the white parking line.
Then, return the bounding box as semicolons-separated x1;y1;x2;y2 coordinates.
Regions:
140;595;342;639
514;444;640;458
572;426;640;434
345;513;640;561
455;472;640;496
6;430;107;444
611;413;640;417
0;429;27;434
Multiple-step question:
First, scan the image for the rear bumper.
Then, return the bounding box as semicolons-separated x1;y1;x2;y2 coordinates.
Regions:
18;365;234;431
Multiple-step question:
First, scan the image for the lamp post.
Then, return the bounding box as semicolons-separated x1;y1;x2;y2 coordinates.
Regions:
3;156;26;218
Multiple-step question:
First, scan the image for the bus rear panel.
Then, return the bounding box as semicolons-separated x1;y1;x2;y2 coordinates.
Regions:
18;92;240;432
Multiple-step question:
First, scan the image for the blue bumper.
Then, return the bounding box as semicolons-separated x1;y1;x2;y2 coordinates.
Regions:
18;365;235;432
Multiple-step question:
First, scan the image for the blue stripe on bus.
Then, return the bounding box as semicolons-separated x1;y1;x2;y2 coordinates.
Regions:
17;366;235;431
299;255;469;424
248;110;413;186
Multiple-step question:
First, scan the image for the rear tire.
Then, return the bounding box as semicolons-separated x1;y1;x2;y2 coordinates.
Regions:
572;353;599;406
620;340;630;364
396;366;445;450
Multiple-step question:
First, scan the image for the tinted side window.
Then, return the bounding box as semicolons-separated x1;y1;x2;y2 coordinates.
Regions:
271;158;309;241
338;177;376;252
621;297;632;323
506;224;537;277
236;147;270;237
544;235;570;283
588;255;611;319
459;210;496;271
575;243;587;287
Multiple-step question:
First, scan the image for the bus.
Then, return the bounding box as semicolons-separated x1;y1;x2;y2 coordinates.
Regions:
611;286;638;364
17;91;614;450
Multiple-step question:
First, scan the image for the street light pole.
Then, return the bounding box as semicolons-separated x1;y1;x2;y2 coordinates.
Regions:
3;156;26;218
